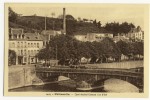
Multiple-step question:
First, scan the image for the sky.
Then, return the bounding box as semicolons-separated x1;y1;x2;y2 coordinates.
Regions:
9;4;147;29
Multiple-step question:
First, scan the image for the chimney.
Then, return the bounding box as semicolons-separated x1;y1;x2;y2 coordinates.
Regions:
63;8;66;34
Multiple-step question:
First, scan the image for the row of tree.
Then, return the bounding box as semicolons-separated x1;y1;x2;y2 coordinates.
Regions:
36;35;143;65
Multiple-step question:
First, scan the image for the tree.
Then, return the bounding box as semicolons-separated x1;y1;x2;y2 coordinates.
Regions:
9;7;18;22
93;19;97;25
97;21;102;29
101;37;121;62
57;14;75;20
116;40;129;56
104;22;136;36
66;19;77;35
119;22;131;34
8;49;16;65
36;45;54;64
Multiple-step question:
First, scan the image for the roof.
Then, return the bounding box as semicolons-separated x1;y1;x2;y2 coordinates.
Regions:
10;28;23;35
24;33;43;41
9;32;43;41
129;27;142;33
41;30;62;35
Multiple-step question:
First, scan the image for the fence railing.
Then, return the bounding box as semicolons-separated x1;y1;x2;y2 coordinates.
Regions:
35;67;143;78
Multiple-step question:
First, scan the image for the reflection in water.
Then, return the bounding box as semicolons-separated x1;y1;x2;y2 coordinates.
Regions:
9;78;140;92
9;83;106;92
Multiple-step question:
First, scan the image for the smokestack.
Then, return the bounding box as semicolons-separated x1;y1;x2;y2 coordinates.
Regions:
63;8;66;34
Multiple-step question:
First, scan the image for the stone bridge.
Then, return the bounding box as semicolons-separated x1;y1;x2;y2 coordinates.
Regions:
35;67;143;87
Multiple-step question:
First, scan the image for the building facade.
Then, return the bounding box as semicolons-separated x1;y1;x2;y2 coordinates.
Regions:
9;28;43;65
127;26;144;41
74;33;113;42
40;30;65;47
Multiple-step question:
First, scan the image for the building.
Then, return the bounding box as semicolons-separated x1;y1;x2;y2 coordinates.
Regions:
74;33;113;42
113;33;129;43
9;28;43;65
127;26;144;41
40;30;65;47
73;34;87;42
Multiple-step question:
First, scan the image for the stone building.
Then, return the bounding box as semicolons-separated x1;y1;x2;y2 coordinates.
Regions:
74;33;113;42
127;26;144;41
9;28;43;65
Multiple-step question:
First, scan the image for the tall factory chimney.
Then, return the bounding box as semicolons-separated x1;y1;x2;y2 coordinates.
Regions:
63;8;66;34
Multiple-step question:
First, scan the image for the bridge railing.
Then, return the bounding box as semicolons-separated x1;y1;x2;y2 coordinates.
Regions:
35;67;143;78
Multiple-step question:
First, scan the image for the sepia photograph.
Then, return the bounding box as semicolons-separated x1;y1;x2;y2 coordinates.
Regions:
4;3;149;97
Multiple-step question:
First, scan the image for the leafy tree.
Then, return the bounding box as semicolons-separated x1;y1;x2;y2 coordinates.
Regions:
119;22;131;34
97;21;102;29
9;7;18;22
58;14;75;20
116;40;129;56
101;37;121;62
93;19;97;25
8;49;16;65
104;22;136;36
36;45;54;63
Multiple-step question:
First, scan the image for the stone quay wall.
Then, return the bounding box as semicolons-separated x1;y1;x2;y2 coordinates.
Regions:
8;66;36;89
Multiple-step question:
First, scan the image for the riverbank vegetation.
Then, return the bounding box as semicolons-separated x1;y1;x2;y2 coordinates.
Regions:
36;35;143;65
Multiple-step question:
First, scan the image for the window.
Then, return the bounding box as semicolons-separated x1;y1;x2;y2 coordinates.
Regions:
31;50;33;55
18;50;20;55
22;34;25;39
31;58;34;62
24;57;27;62
21;50;23;55
31;43;33;47
21;42;23;47
24;50;26;55
19;35;21;39
9;35;12;39
43;42;45;46
18;42;20;47
34;43;36;47
34;50;36;55
24;42;26;47
27;37;29;39
50;35;53;39
37;43;39;48
28;43;30;47
12;42;15;48
28;50;30;55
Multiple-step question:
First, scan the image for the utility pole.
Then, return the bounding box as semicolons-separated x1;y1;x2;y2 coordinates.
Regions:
53;21;55;30
45;15;47;31
56;44;57;60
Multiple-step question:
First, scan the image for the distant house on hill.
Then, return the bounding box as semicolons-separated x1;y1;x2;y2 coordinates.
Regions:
113;33;129;43
74;28;113;42
127;26;144;41
74;33;113;42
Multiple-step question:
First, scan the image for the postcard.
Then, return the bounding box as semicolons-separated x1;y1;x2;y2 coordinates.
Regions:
4;3;149;97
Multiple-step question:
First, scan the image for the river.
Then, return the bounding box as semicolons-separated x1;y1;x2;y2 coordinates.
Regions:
9;82;106;92
9;78;141;92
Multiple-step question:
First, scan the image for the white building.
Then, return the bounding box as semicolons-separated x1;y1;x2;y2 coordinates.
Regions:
128;26;144;41
74;33;113;42
9;28;43;65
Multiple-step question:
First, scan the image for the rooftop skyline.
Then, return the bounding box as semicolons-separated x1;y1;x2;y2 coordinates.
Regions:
9;4;146;29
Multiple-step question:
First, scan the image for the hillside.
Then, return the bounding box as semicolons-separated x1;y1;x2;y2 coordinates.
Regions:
9;15;101;35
